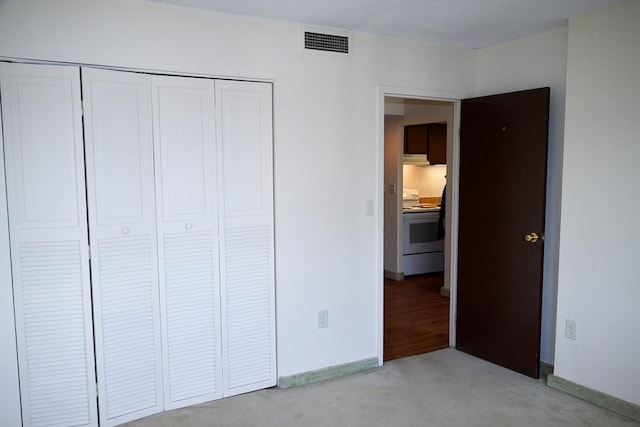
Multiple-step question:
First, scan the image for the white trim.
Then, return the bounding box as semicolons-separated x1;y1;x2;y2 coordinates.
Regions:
376;85;472;363
0;84;23;426
375;87;385;365
547;374;640;422
0;56;274;84
278;357;377;389
380;85;470;102
448;100;461;347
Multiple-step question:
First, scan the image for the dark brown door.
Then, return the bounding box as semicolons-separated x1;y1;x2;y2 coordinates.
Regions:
456;87;549;378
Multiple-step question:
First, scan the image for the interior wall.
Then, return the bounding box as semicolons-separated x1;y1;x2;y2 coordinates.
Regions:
403;166;447;197
383;115;403;274
554;0;640;405
0;0;477;392
476;26;569;364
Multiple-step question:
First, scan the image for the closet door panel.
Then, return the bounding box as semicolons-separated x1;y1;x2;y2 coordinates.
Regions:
218;85;271;218
4;72;82;228
216;80;276;396
0;63;97;427
82;68;163;426
84;71;151;226
154;81;213;222
152;75;222;409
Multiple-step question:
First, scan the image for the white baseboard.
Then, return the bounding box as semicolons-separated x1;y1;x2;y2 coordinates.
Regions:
278;357;378;389
547;374;640;422
384;270;404;281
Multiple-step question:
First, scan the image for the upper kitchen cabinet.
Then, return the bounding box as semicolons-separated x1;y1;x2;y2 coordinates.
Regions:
404;123;428;155
403;123;447;165
427;123;446;164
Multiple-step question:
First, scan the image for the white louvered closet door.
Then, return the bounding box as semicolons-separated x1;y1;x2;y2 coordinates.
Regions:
0;63;98;426
215;80;276;397
82;68;164;426
152;75;223;409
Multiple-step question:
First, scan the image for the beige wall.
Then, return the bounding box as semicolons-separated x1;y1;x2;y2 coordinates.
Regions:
0;2;477;420
403;166;447;197
554;0;640;405
383;115;403;274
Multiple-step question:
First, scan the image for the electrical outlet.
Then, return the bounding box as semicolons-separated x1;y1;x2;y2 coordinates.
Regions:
318;310;329;328
565;319;577;340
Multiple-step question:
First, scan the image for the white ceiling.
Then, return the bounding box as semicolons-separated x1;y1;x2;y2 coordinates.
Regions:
144;0;623;49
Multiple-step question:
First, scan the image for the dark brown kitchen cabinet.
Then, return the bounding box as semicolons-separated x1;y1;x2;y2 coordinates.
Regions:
404;124;429;154
427;123;447;164
404;123;447;164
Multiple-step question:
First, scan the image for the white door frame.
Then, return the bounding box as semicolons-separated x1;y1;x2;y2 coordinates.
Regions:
376;85;471;364
0;89;23;426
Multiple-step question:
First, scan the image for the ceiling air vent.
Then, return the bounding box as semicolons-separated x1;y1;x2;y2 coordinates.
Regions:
302;26;351;57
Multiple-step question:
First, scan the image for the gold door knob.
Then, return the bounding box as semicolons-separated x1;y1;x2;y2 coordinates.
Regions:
524;232;540;243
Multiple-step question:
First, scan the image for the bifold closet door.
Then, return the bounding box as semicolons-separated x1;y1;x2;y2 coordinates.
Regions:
0;63;98;426
82;68;163;426
152;75;223;409
215;80;276;397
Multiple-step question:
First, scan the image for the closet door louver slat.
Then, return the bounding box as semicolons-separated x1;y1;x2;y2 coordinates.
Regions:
95;235;159;419
163;231;218;402
19;241;92;427
224;226;273;388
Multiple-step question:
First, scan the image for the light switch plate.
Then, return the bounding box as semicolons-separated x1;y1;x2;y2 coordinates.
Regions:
365;199;374;216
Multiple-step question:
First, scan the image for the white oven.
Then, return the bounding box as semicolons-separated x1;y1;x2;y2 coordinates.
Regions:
403;210;444;275
401;188;444;275
403;211;443;255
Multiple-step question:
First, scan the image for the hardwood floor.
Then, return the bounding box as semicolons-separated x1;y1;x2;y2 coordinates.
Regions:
384;272;449;361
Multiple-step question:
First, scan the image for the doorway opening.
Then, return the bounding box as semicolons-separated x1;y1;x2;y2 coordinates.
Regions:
384;272;448;361
378;90;460;362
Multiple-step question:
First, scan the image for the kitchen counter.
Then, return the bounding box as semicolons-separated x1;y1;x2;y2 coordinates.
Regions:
403;205;440;213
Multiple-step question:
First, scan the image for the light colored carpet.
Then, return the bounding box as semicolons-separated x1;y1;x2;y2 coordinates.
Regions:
124;348;638;427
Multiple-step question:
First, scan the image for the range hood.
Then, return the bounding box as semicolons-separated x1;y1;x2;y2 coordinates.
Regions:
403;153;430;166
